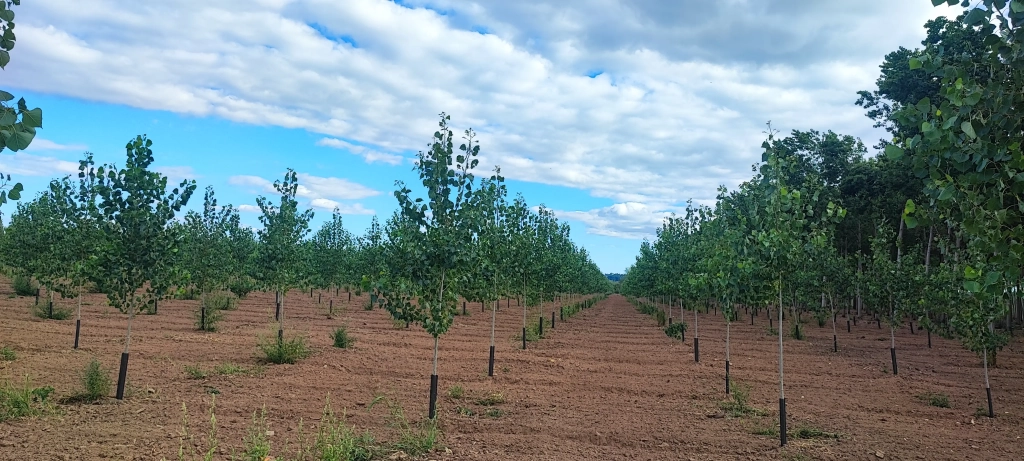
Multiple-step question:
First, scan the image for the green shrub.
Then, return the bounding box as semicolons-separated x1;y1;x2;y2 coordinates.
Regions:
194;302;224;332
1;346;16;361
81;359;112;402
206;292;238;311
664;322;687;339
447;385;464;399
330;326;355;349
654;310;667;327
31;302;72;320
228;276;257;299
258;334;311;364
11;275;37;297
0;377;53;422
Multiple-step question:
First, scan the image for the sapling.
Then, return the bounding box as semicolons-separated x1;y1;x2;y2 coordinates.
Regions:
378;114;485;419
92;136;195;399
255;170;313;360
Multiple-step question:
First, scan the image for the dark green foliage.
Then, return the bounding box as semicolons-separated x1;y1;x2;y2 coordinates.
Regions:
330;326;355;349
80;359;111;402
31;302;70;320
206;292;237;311
227;276;257;299
193;302;223;332
664;322;687;339
11;275;35;296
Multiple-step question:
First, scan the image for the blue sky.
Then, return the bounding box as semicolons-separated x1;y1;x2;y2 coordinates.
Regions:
1;0;962;273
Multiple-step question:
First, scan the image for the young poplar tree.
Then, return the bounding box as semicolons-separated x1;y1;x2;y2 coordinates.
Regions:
93;135;196;399
255;169;313;351
378;113;482;419
181;186;237;331
311;208;355;300
467;172;508;376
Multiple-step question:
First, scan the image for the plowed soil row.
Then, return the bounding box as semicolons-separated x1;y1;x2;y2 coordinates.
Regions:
1;287;1022;460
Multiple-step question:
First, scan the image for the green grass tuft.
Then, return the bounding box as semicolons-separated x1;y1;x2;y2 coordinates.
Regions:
258;334;311;365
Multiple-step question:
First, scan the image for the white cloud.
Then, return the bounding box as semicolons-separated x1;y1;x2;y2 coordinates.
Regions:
228;175;274;193
0;152;80;177
237;204;261;213
317;137;405;165
309;197;375;215
24;138;88;152
5;0;965;239
156;165;200;183
229;172;377;215
554;202;674;240
295;173;380;200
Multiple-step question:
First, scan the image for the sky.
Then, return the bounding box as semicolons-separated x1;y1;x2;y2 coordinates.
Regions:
1;0;962;273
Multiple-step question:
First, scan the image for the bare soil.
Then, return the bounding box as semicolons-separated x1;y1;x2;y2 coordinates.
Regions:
1;285;1022;460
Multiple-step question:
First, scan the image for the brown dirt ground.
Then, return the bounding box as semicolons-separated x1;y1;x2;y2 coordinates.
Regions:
1;283;1022;460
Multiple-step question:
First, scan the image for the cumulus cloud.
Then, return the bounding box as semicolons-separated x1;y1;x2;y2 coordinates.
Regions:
155;165;200;183
237;204;261;213
309;197;375;215
24;138;88;152
295;173;380;200
228;171;378;215
554;202;674;240
5;0;963;238
0;152;80;177
317;137;405;165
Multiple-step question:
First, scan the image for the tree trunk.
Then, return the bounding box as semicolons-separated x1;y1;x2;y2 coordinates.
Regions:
778;276;786;447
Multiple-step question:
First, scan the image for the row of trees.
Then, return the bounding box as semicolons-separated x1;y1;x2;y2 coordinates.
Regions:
0;114;610;416
621;3;1024;445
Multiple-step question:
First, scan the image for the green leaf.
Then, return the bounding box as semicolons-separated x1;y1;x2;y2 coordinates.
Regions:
0;9;13;21
21;107;41;128
938;184;955;201
884;144;904;160
964;265;980;279
903;215;919;229
7;182;21;200
909;57;922;70
903;199;916;215
0;49;8;69
0;90;12;102
963;280;981;293
3;127;33;151
1012;0;1024;13
961;121;977;139
915;97;931;113
964;8;987;25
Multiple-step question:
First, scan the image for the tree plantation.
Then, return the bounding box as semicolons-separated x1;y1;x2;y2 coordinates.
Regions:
2;1;1024;460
